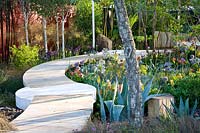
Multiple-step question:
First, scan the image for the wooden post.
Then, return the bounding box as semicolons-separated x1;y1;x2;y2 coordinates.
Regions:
148;95;174;118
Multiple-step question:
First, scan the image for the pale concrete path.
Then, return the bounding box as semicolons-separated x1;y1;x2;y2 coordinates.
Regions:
12;50;151;133
13;55;100;133
14;95;94;133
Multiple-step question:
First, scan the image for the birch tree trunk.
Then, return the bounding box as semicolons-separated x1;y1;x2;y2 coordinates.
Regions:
61;13;65;58
55;15;59;52
24;8;29;45
42;17;48;53
114;0;143;127
21;0;29;45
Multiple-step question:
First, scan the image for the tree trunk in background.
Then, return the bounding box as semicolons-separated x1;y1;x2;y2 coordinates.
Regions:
114;0;143;127
11;4;16;46
20;0;29;45
42;17;48;53
139;11;148;50
152;0;157;50
24;11;29;45
0;6;4;62
22;0;29;45
61;12;65;58
55;15;59;53
5;0;11;63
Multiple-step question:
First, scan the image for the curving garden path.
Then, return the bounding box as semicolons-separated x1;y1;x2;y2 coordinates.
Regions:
12;50;151;132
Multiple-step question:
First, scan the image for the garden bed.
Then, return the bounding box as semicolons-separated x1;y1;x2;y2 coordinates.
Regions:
66;47;200;123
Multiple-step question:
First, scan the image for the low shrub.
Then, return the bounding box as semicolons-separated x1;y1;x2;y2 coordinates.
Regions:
162;74;200;107
10;44;40;69
0;67;24;107
0;93;15;107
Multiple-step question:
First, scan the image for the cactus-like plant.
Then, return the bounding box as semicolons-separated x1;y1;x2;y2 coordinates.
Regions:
97;75;168;122
142;77;167;105
164;97;200;119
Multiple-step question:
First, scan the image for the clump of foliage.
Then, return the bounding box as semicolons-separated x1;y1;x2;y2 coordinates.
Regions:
162;74;200;108
75;0;102;36
165;97;199;119
140;44;200;108
66;53;165;122
0;66;24;107
0;93;15;107
10;44;40;69
72;0;103;52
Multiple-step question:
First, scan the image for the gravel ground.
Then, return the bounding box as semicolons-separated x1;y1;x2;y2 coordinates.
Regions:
0;106;23;121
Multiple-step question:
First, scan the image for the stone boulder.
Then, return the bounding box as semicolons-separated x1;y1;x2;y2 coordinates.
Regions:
96;34;112;51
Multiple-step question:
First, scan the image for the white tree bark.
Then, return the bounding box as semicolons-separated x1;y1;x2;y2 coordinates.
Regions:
61;13;65;58
114;0;143;127
55;15;59;52
20;0;29;45
42;17;48;53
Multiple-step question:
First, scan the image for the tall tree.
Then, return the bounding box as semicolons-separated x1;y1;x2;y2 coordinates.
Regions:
56;1;75;58
114;0;143;127
0;0;5;62
55;14;59;53
29;0;58;53
152;0;157;50
19;0;30;45
3;0;16;63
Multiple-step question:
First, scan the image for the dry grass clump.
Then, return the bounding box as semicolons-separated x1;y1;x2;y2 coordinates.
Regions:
79;117;200;133
0;113;15;132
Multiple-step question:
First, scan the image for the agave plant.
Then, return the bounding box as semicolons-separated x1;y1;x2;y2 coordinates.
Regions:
97;75;167;122
165;97;199;119
97;77;125;122
142;77;167;107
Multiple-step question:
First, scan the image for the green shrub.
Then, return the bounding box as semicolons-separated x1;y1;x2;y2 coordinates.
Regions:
0;93;15;107
162;74;200;107
0;76;23;94
10;44;40;69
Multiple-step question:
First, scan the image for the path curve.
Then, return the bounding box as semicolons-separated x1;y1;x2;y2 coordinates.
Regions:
13;54;101;133
12;50;150;132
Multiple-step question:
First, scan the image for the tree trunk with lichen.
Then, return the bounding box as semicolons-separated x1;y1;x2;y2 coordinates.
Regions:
20;0;29;45
114;0;143;127
42;17;48;53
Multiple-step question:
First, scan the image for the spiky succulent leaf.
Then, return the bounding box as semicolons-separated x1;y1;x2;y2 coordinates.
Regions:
121;77;128;99
97;85;106;123
121;77;128;106
117;90;124;105
104;100;113;120
113;77;118;103
112;105;124;122
170;100;179;116
179;97;185;117
163;103;175;120
142;77;154;103
191;99;198;117
185;98;189;116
